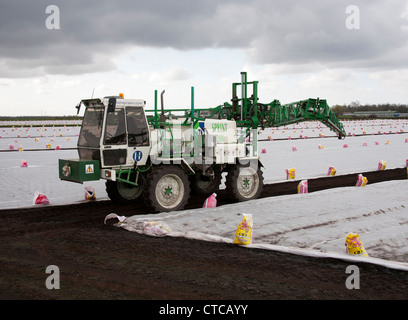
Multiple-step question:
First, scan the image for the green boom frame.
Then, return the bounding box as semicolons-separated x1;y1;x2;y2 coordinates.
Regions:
146;72;346;139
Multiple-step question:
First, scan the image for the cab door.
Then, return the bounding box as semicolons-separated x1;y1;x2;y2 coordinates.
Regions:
101;107;128;167
125;106;150;166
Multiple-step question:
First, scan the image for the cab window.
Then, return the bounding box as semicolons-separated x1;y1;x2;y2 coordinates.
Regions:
104;108;126;145
126;107;149;146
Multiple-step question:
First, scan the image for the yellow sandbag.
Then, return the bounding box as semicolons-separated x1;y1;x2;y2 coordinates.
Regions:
285;168;296;180
377;160;386;171
234;214;253;245
355;174;367;187
327;166;336;176
345;233;368;257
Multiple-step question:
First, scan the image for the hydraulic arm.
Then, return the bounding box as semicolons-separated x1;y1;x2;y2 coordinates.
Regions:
147;72;346;139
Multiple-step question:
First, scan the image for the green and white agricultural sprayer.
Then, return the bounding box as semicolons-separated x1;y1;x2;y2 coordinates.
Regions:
59;72;346;212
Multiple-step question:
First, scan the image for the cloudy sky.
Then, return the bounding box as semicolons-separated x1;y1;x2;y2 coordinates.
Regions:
0;0;407;116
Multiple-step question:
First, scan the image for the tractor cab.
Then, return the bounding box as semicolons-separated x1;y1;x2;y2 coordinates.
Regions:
77;96;151;169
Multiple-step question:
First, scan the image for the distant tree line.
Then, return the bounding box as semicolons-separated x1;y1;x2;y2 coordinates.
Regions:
331;101;408;118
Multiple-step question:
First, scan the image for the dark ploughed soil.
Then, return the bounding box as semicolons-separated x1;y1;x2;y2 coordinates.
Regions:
1;168;408;301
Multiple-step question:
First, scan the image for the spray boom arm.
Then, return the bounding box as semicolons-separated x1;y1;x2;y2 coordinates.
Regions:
147;72;346;139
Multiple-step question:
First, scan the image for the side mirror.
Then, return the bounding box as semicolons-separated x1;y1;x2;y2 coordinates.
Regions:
75;101;82;115
108;97;116;112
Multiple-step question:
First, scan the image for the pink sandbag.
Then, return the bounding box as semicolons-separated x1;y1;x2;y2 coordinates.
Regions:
33;191;50;205
84;186;96;201
377;160;386;171
297;180;308;194
355;174;368;187
21;160;28;167
203;193;217;208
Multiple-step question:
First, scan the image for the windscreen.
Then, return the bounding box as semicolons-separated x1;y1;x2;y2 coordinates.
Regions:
78;106;104;147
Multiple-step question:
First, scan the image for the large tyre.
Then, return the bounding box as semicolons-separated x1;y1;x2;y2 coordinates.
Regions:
190;168;222;196
226;163;263;202
106;177;144;204
143;165;190;213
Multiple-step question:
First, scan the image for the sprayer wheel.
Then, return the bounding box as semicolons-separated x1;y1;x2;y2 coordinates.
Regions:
143;165;190;213
226;162;263;202
106;177;144;204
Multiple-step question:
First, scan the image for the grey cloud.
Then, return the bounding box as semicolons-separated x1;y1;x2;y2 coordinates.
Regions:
0;0;225;77
0;0;407;78
247;1;408;67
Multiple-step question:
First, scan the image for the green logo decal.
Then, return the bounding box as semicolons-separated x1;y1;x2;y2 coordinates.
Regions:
212;123;227;132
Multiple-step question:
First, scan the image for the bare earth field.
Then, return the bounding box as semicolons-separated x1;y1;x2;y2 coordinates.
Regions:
1;168;408;305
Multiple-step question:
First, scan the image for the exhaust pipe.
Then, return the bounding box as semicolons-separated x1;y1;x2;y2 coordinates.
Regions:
159;90;166;125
